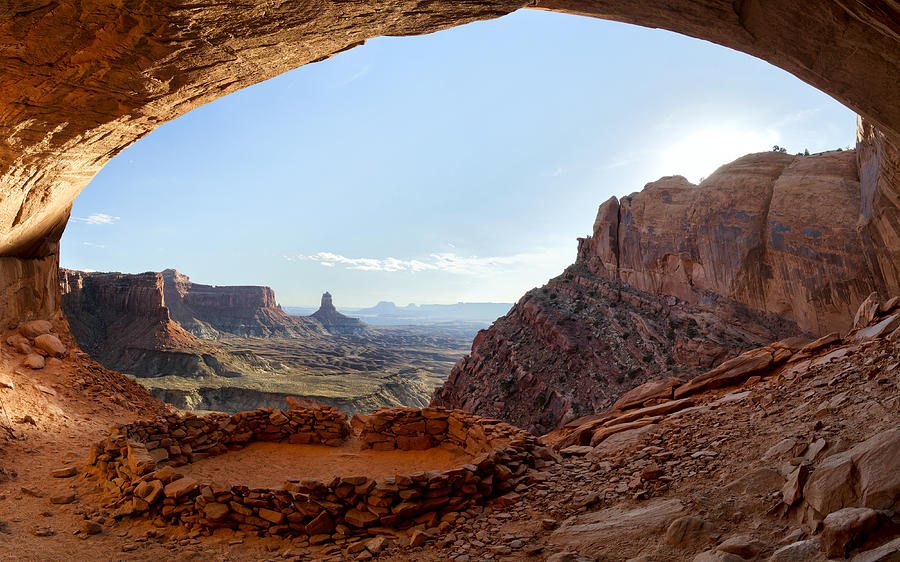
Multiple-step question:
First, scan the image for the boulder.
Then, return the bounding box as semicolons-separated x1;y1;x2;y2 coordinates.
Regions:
601;398;695;427
852;536;900;561
675;350;773;399
694;551;745;562
345;509;379;528
804;428;900;516
32;334;66;358
782;465;811;506
768;538;825;561
6;333;29;348
853;293;880;329
879;296;900;314
716;535;765;559
305;511;334;535
20;320;52;339
351;413;369;435
258;507;285;525
762;438;797;461
203;502;230;521
613;378;678;410
820;507;879;558
23;353;45;369
590;417;663;447
51;467;77;478
551;499;684;550
591;424;660;459
795;333;841;357
665;516;716;549
81;520;102;535
726;467;785;496
852;313;900;341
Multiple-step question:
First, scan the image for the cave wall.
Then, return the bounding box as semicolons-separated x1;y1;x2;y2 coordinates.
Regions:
1;1;899;324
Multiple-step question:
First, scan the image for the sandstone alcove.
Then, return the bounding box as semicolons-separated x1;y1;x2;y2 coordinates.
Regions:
1;1;899;325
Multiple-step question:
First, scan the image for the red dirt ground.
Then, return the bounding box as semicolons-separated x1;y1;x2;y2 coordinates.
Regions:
177;438;473;488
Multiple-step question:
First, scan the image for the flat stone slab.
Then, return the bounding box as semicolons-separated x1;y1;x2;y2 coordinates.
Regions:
551;499;684;550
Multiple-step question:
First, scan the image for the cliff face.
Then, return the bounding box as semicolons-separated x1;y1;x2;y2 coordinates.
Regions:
433;147;899;432
59;268;330;377
59;269;199;372
160;269;321;338
580;150;888;336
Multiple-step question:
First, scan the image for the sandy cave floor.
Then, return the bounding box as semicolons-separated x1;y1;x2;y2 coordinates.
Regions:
178;439;473;489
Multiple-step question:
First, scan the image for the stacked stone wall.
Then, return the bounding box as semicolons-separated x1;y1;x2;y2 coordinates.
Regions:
86;407;551;542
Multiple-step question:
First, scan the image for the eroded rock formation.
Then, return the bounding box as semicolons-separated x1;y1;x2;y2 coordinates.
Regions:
311;292;368;335
59;268;327;377
432;147;899;432
1;2;900;328
160;269;322;338
59;269;200;374
579;148;895;336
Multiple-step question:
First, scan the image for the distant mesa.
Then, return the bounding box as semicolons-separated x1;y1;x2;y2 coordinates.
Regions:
311;291;367;335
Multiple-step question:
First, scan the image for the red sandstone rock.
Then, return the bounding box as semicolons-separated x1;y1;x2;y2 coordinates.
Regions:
32;334;65;358
202;502;230;522
23;353;44;369
164;476;200;499
613;379;678;410
311;292;367;335
580;152;895;337
20;320;52;339
820;507;879;557
803;428;900;516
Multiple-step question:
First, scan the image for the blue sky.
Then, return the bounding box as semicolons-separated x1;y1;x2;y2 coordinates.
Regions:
62;10;857;307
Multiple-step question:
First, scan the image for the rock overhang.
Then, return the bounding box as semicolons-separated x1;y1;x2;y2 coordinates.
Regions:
2;1;900;260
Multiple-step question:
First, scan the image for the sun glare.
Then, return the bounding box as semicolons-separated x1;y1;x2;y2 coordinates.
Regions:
659;125;781;183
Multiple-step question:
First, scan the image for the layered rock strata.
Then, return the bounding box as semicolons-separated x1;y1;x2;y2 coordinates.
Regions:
86;406;550;541
159;269;324;338
59;268;333;377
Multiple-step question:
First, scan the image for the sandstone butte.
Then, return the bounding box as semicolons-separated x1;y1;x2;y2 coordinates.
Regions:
0;2;900;562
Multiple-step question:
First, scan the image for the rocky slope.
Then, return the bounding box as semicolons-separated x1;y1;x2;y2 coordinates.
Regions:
1;295;897;562
433;148;899;433
432;263;803;434
407;296;900;562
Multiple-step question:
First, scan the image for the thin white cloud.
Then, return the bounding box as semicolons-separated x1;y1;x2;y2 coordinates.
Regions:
777;105;826;126
284;249;571;277
336;64;372;87
82;242;105;248
73;213;120;225
544;167;564;177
